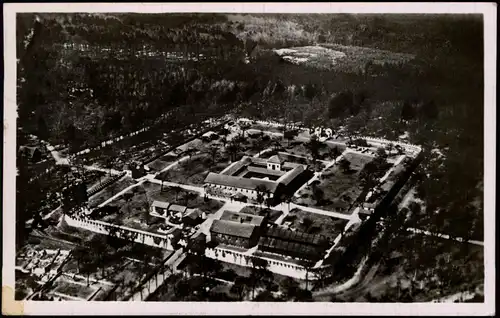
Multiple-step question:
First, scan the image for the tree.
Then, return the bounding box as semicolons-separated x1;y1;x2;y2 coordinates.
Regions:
306;135;321;163
88;235;112;278
328;91;354;118
301;217;313;232
284;129;298;147
174;279;192;299
279;277;300;300
312;187;324;205
421;100;439;119
254;290;277;301
172;186;182;202
123;192;134;216
329;147;342;162
249;257;270;299
272;136;282;151
339;158;351;173
376;147;387;159
304;82;318;101
72;245;89;274
183;191;197;207
185;147;197;163
401;101;416;121
239;121;251;138
294;288;313;302
80;254;97;287
226;141;240;162
231;276;248;301
255;185;267;210
281;192;295;212
207;144;220;166
303;262;315;291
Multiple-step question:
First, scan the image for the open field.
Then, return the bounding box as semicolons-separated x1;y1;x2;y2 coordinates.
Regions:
272;44;415;71
282;208;349;241
274;45;347;69
321;43;415;70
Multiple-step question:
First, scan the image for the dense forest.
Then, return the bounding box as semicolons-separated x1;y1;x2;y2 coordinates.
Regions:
16;13;484;297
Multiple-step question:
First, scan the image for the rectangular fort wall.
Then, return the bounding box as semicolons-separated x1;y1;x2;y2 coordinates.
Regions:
64;215;174;250
205;247;317;280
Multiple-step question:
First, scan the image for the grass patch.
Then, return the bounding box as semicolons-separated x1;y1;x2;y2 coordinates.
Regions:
282;208;349;240
146;154;180;172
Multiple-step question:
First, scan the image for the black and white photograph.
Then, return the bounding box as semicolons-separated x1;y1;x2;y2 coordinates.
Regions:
3;2;496;316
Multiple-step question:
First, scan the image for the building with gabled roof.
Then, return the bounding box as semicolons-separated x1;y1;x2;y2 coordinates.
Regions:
151;200;171;216
210;219;260;248
204;154;309;202
257;225;329;262
267;154;285;171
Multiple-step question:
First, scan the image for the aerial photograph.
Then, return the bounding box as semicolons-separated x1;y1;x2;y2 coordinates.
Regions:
14;11;485;304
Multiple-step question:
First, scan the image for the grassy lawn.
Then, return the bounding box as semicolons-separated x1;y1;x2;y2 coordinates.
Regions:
156;153;230;186
342;152;374;170
88;177;137;208
239;206;284;223
282;208;349;240
146;154;180;172
295;153;374;214
141;182;224;215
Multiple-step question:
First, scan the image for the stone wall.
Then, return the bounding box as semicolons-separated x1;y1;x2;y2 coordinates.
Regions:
64;215;174;250
205;246;318;280
205;184;261;201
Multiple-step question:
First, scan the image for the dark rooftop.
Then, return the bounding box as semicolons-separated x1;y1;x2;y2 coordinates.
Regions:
264;226;326;247
276;166;305;186
210;219;257;239
258;236;324;261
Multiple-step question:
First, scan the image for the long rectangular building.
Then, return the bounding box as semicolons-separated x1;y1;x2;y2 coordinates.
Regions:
204;154;307;201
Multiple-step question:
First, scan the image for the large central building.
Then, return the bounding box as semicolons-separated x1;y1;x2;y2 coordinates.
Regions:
204;155;308;202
